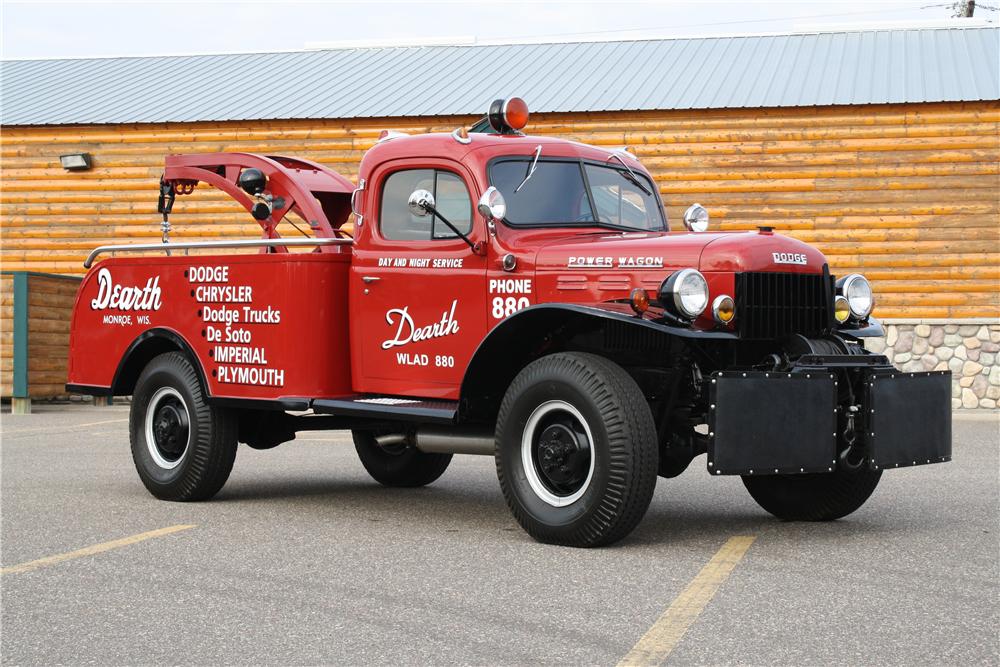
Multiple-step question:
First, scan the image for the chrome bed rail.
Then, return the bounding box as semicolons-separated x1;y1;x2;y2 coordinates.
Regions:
83;238;351;268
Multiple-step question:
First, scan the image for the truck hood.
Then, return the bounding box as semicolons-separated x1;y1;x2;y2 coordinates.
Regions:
533;230;827;275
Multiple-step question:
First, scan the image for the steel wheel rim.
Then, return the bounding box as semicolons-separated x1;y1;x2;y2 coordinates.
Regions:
145;386;191;470
521;400;595;507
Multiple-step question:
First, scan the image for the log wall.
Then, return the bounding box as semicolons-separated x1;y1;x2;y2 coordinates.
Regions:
1;101;997;319
0;272;81;399
1;273;13;396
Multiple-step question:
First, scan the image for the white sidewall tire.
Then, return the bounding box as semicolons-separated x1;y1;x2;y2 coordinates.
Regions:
130;351;237;501
496;352;658;547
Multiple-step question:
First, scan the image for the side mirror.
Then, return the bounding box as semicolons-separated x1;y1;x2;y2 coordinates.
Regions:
238;168;267;195
477;186;506;222
408;189;435;217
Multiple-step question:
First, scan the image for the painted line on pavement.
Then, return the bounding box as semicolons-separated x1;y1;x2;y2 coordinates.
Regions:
1;418;128;437
617;535;756;667
1;524;196;576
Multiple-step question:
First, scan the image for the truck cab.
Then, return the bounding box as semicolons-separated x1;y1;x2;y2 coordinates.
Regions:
348;130;667;398
66;98;951;547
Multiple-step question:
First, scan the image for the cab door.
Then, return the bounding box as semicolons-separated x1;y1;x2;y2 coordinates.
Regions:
350;160;487;400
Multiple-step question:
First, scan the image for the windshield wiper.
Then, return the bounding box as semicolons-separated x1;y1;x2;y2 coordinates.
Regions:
589;220;652;233
515;145;542;193
607;152;652;196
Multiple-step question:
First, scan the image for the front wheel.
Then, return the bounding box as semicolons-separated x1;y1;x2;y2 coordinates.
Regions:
495;352;658;547
130;351;237;501
741;467;882;521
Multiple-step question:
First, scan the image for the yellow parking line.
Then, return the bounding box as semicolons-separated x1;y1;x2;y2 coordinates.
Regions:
1;418;128;436
0;524;196;576
618;536;756;667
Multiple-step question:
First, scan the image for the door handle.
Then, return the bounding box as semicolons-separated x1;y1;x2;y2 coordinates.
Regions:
361;276;381;284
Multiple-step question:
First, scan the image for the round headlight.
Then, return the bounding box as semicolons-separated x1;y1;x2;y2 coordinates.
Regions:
683;203;709;232
660;269;709;319
840;274;874;319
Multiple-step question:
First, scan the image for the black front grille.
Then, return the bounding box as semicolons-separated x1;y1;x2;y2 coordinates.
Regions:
735;270;833;339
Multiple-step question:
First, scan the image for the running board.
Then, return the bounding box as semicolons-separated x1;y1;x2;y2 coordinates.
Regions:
311;395;458;424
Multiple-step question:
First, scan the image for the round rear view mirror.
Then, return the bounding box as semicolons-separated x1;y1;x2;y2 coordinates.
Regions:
408;189;435;217
477;186;506;222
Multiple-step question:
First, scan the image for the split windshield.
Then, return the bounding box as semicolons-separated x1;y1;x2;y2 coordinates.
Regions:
489;158;666;232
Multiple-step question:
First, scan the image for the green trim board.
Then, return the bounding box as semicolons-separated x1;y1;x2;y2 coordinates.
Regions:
12;272;28;398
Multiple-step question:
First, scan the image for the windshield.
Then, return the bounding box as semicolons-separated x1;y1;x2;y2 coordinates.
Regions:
490;158;666;231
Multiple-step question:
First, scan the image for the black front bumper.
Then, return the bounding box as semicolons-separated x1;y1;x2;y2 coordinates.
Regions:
707;369;951;476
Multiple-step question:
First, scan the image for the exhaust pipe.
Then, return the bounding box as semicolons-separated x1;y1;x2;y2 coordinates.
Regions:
374;427;495;455
417;427;495;455
374;433;408;448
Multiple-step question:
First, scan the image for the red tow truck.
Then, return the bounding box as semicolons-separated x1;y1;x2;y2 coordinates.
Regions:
67;98;951;547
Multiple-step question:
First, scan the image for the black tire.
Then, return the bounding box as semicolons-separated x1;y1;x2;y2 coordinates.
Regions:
129;351;237;501
741;467;882;521
352;431;452;487
495;352;658;547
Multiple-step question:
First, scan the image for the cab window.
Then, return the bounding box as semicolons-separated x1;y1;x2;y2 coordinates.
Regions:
489;158;665;232
380;169;473;241
583;164;658;230
491;160;593;225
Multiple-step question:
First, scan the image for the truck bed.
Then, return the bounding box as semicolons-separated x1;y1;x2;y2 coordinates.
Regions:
68;252;352;403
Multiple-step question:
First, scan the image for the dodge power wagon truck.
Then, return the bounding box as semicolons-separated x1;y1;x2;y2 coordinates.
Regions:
67;98;951;547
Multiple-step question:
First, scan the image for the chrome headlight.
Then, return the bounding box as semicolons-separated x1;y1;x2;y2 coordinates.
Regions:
660;269;709;319
839;273;873;320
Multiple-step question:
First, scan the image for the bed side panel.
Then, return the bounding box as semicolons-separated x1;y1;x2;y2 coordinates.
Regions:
68;253;351;400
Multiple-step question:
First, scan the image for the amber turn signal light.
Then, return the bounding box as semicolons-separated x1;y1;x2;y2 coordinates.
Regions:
629;288;649;315
712;294;735;324
834;295;851;323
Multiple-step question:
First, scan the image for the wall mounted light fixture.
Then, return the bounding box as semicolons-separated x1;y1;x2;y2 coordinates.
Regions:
59;153;93;170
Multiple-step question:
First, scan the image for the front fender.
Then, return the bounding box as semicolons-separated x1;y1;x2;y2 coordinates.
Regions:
836;316;886;339
458;303;734;421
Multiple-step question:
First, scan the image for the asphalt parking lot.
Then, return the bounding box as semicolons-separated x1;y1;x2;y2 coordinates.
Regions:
1;405;997;666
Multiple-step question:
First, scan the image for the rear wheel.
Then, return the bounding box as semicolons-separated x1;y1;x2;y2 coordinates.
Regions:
130;351;237;501
495;352;658;547
352;431;452;487
741;467;882;521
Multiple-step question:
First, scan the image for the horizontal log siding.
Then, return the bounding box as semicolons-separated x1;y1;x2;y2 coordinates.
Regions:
0;274;80;398
25;274;79;397
2;101;997;318
0;274;13;396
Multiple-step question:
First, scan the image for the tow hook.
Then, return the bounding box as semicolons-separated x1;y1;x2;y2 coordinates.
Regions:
838;405;865;470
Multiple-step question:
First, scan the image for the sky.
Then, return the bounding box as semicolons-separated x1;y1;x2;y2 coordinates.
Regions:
1;0;993;60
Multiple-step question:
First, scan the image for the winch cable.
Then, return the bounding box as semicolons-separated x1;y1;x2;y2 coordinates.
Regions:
282;216;312;239
156;176;176;253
